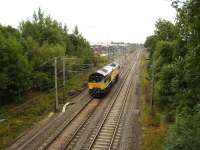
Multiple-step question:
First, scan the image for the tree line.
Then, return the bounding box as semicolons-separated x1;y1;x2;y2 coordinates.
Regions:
145;0;200;149
0;8;94;105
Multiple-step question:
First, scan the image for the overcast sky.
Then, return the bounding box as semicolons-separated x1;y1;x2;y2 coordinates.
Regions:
0;0;176;43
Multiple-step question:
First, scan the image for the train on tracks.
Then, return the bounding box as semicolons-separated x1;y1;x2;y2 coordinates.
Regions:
88;62;120;97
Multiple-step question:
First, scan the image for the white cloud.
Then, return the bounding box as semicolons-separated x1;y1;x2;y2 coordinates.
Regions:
0;0;176;43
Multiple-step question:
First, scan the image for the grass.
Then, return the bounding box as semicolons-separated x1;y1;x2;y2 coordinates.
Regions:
0;72;91;149
140;51;168;150
0;92;55;149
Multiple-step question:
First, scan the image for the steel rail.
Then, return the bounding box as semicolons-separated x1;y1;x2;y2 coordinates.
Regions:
87;56;138;150
108;52;141;150
60;100;100;150
46;53;135;149
40;97;95;149
62;52;138;150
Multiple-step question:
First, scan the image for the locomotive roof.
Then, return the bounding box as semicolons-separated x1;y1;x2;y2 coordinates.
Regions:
96;62;119;76
108;62;119;68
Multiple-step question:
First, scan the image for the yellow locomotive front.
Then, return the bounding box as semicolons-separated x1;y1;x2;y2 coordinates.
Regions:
88;72;111;97
88;62;120;97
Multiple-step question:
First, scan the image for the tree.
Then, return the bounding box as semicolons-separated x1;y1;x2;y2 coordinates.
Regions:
144;35;158;57
145;0;200;149
73;25;79;36
0;25;31;104
0;8;94;105
155;19;178;42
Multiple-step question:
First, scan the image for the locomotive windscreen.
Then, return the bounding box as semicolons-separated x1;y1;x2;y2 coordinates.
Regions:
89;73;104;83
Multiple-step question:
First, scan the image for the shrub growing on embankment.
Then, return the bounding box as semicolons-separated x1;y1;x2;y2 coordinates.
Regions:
144;0;200;149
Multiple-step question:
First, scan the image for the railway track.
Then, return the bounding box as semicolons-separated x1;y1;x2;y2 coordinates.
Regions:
12;94;94;150
11;50;140;150
45;53;137;150
60;52;140;150
44;98;100;150
85;58;138;150
45;54;136;150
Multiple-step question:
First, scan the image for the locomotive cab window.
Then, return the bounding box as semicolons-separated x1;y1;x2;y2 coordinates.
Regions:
110;63;116;67
89;73;104;83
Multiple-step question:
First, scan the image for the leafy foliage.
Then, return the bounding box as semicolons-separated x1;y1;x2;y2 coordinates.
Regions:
145;0;200;149
164;106;200;150
0;8;93;105
0;25;31;104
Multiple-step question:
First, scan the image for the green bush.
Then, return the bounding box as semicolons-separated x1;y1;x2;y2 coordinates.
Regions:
164;106;200;150
32;72;53;91
144;0;200;149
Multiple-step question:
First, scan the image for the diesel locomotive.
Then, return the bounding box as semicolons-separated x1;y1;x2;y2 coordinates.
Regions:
88;62;120;97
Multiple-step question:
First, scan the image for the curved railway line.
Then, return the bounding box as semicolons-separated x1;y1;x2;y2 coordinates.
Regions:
49;51;141;150
44;53;137;150
57;56;137;150
10;49;141;150
83;53;140;150
45;52;138;150
13;96;94;150
86;63;136;150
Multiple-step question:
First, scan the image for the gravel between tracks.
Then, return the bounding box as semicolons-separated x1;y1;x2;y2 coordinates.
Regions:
119;50;142;150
